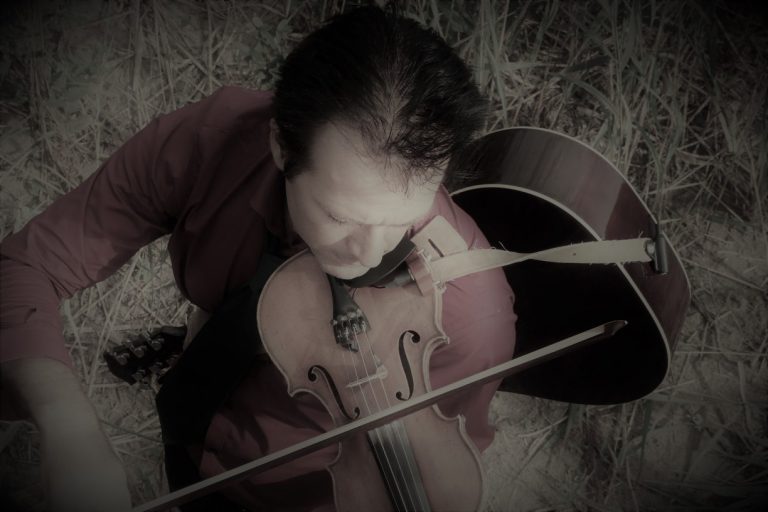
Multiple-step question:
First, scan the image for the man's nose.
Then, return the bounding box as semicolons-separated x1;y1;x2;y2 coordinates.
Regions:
348;225;395;269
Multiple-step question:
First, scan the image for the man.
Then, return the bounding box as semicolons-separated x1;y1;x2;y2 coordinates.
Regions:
0;6;517;511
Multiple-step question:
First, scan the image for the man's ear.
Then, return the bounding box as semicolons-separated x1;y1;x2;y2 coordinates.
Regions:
269;118;285;171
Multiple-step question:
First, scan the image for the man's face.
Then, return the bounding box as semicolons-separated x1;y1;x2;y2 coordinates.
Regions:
271;121;440;279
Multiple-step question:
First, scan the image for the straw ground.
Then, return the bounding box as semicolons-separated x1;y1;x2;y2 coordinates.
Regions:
1;1;766;510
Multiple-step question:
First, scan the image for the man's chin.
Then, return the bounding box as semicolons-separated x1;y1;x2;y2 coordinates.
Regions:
319;262;369;280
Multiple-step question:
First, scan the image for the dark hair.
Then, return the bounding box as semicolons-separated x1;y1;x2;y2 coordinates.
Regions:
272;5;488;188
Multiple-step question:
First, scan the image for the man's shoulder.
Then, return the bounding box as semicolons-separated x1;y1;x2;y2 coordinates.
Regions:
430;186;515;294
430;186;488;251
195;86;274;130
159;86;274;133
204;86;274;110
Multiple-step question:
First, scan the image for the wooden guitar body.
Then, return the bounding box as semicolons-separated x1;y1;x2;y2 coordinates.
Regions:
448;127;691;404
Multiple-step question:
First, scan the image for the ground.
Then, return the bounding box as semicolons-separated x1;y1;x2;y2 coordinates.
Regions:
1;1;766;511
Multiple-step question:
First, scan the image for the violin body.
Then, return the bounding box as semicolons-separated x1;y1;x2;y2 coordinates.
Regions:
258;251;484;511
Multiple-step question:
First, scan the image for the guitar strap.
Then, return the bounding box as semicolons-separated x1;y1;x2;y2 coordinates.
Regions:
156;233;285;453
407;216;653;295
154;233;287;510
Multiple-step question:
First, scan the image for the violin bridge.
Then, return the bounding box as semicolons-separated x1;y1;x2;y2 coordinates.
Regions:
345;364;388;389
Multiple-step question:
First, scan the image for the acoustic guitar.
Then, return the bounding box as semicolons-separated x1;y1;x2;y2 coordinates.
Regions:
447;127;690;404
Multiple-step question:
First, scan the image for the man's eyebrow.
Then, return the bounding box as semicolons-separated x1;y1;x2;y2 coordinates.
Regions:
321;204;416;227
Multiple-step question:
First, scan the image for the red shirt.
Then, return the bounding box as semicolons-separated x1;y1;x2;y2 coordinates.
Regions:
0;86;517;510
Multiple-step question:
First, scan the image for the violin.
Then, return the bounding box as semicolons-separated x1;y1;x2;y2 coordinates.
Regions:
258;242;485;511
128;128;690;511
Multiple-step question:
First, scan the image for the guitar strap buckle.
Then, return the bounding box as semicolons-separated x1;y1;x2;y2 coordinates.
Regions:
647;221;669;275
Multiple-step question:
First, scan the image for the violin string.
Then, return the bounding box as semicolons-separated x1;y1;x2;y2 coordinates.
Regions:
349;329;416;512
354;327;427;511
340;332;411;511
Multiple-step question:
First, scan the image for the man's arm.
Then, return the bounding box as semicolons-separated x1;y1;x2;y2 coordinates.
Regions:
0;88;232;510
2;357;101;434
2;357;133;511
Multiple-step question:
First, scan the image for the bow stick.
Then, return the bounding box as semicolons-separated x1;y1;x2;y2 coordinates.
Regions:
134;319;627;512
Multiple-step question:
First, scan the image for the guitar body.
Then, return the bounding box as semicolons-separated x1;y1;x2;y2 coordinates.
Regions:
448;127;690;404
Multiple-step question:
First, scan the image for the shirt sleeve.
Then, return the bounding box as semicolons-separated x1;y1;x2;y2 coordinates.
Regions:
0;91;223;371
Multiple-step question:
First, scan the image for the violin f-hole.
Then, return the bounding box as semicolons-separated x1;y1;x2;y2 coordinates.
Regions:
395;330;420;401
308;365;361;420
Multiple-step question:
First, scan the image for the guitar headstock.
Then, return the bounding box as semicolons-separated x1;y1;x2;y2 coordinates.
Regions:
103;326;186;386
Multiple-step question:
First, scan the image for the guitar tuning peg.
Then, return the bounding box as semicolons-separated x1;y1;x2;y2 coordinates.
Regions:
149;338;163;351
128;344;146;358
131;368;148;383
112;351;129;366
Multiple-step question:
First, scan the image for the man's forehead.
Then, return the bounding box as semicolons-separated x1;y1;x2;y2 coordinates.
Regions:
307;123;440;191
314;180;437;224
309;121;442;179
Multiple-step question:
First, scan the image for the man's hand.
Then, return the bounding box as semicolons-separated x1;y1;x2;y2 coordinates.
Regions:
1;358;132;511
42;427;132;512
183;306;211;350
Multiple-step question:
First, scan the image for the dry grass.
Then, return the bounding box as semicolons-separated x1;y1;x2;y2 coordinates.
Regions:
1;0;766;510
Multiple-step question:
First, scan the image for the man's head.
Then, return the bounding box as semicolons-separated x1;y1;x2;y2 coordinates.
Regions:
270;5;487;278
